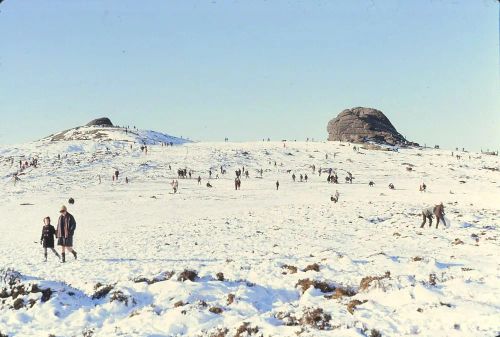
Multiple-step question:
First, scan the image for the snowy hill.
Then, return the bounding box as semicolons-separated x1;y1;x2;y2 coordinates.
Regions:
0;139;498;337
42;118;189;145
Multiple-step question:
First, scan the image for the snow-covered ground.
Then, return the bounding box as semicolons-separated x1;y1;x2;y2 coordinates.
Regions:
0;137;498;337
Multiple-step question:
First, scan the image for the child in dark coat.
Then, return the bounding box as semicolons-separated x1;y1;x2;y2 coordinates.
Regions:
40;217;61;261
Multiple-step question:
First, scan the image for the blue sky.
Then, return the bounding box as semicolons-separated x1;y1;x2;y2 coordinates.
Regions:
0;0;498;150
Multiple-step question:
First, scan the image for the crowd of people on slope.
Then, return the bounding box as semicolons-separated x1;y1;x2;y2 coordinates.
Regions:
28;140;460;263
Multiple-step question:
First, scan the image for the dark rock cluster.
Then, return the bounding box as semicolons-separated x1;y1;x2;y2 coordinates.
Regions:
85;117;113;127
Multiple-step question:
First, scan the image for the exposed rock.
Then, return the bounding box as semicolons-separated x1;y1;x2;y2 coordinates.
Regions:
85;117;113;127
327;107;414;146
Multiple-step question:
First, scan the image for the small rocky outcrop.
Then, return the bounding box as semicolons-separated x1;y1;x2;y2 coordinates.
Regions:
327;107;414;146
86;118;113;127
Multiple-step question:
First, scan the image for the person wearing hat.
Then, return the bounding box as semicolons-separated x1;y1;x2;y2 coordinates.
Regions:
56;205;78;262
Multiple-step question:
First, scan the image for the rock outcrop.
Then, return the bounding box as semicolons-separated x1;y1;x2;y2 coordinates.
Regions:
86;118;113;127
327;107;412;146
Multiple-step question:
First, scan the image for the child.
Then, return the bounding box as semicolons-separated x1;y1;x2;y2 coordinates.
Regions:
40;217;61;261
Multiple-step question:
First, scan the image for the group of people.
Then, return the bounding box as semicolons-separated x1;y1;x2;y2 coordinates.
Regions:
109;169;129;183
9;157;40;185
40;205;78;262
291;173;309;182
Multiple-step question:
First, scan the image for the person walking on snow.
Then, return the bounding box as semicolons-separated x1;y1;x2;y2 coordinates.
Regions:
276;180;280;190
56;205;77;263
331;190;340;203
40;217;60;261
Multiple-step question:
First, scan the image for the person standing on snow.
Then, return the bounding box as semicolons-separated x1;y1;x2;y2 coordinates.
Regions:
40;216;60;261
56;205;77;263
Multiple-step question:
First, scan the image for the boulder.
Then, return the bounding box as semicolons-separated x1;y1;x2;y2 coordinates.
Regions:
327;107;412;146
86;118;113;127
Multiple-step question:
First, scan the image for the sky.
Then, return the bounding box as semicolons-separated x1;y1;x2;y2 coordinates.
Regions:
0;0;498;150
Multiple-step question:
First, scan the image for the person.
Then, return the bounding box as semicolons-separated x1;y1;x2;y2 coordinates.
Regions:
276;180;280;190
388;183;395;190
419;182;427;192
369;181;374;187
40;217;60;261
171;180;178;193
197;176;202;185
304;174;308;182
346;172;353;184
206;182;213;188
331;190;340;203
125;177;129;184
332;174;338;184
421;203;446;229
292;173;296;182
56;205;77;263
115;170;119;180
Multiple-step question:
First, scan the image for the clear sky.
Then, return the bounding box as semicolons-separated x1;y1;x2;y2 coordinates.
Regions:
0;0;498;150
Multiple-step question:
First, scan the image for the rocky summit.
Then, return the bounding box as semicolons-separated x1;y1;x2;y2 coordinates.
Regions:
327;107;413;146
85;117;114;127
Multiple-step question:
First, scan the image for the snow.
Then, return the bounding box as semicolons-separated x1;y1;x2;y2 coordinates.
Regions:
0;139;498;337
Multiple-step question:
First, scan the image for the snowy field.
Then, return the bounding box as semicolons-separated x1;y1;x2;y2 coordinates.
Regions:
0;132;499;337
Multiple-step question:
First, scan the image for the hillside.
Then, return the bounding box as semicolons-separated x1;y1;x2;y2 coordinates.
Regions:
0;139;498;337
42;118;189;145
